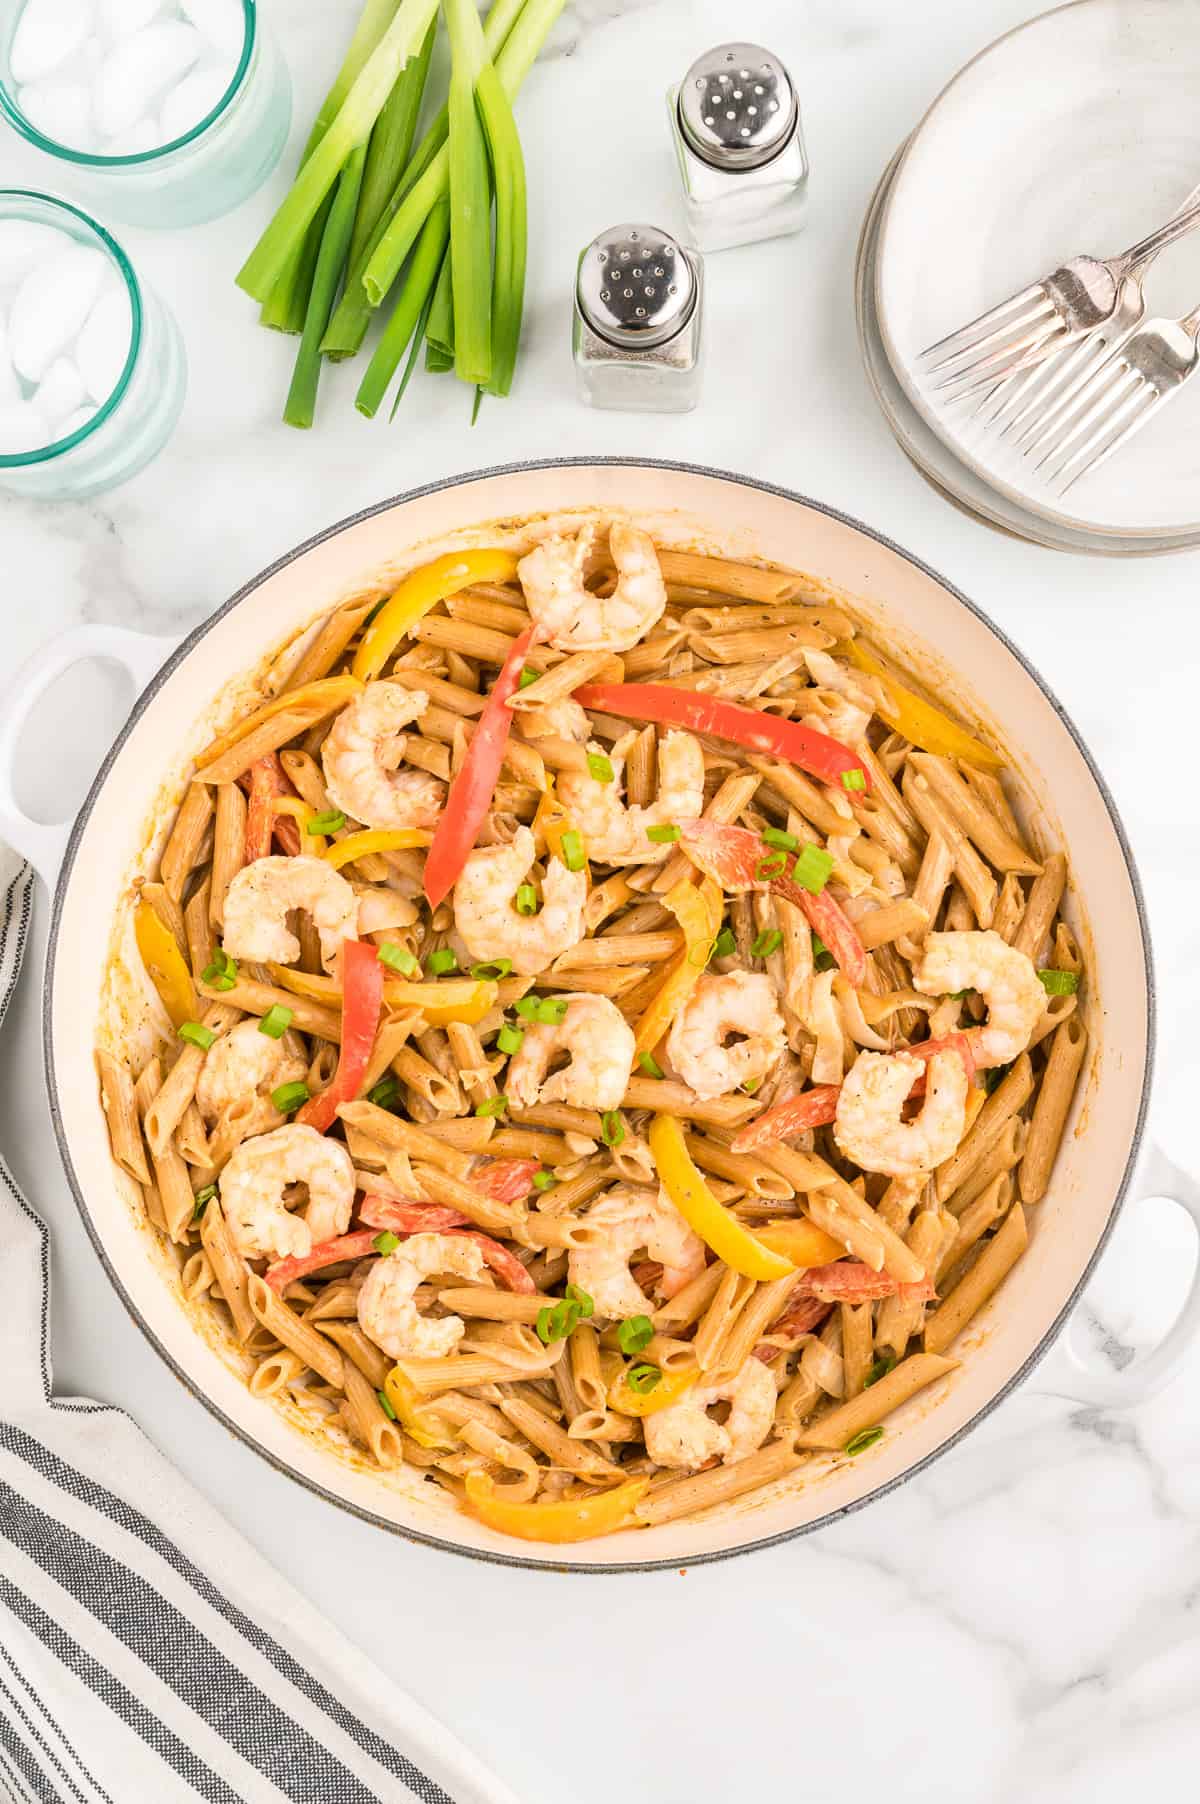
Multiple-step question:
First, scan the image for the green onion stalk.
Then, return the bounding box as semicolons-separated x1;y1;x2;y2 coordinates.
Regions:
282;143;367;428
237;0;440;306
443;0;494;388
356;197;452;417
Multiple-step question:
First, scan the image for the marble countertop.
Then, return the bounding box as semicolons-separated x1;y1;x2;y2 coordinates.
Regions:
3;1;1199;1798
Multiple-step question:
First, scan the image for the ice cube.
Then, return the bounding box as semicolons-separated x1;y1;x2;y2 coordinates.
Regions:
101;0;169;38
77;285;133;402
9;244;108;382
0;220;68;287
0;402;51;454
179;0;244;61
59;404;99;437
106;115;162;154
10;0;94;86
158;58;235;144
94;20;202;138
36;355;87;425
16;77;93;147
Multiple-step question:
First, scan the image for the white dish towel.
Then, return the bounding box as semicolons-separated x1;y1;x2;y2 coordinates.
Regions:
0;848;519;1804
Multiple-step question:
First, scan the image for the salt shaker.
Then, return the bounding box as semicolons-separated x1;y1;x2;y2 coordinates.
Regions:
572;223;704;414
667;42;809;254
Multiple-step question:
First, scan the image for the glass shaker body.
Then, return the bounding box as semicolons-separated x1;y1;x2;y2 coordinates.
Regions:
573;224;704;415
668;42;809;254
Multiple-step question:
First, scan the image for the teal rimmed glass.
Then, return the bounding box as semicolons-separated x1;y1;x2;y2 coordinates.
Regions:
0;0;290;228
0;191;185;499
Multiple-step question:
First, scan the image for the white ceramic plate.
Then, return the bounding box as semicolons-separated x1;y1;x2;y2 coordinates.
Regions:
858;144;1200;556
875;0;1200;538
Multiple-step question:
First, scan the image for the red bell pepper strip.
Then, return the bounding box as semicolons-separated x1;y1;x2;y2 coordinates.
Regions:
731;1086;841;1153
903;1032;976;1087
264;1229;380;1294
753;1294;831;1357
423;623;540;909
457;1231;537;1294
359;1196;470;1233
797;1261;937;1305
296;939;384;1133
678;819;869;986
244;754;301;861
471;1157;540;1205
573;684;870;792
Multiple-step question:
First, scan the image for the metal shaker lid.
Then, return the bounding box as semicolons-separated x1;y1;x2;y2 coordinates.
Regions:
678;42;797;171
576;225;696;349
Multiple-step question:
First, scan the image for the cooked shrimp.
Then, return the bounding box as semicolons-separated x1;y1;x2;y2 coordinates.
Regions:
913;929;1045;1066
219;1122;355;1260
568;1186;705;1320
644;1355;776;1469
195;1020;306;1121
517;697;590;743
454;825;587;976
834;1048;968;1178
556;729;704;865
506;993;635;1112
321;683;444;831
517;522;667;652
356;1232;486;1360
222;855;359;974
666;971;787;1101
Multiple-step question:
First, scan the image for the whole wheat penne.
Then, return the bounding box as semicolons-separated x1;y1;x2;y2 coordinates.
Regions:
498;1395;622;1481
683;1132;792;1199
1012;852;1068;962
875;1207;957;1359
935;1054;1034;1203
717;1275;798;1376
198;1197;256;1343
636;1433;805;1525
938;1174;1012;1285
159;784;215;902
438;1286;545;1324
993;873;1026;944
199;975;342;1041
924;1205;1028;1355
96;1049;150;1185
341;1361;404;1466
654;551;808;602
411;1163;523;1237
209;783;247;928
693;1266;753;1371
903;768;997;929
447;592;530;634
796;1352;958;1449
247;1274;344;1388
621;1076;758;1126
1020;1016;1088;1205
318;1320;391;1389
909;753;1042;875
946;1117;1026;1217
552;931;683;970
856;898;929;952
1027;992;1077;1052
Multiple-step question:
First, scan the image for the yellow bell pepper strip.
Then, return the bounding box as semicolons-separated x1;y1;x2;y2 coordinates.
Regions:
463;1470;648;1543
754;1220;846;1268
270;794;326;854
322;827;433;870
383;1365;457;1453
268;962;498;1026
607;1364;697;1418
838;640;1003;768
531;776;586;868
134;900;198;1028
352;549;521;682
649;1113;796;1281
633;876;722;1058
196;676;364;772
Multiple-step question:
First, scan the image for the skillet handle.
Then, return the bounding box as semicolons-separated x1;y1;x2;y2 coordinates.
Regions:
1025;1142;1200;1409
0;624;176;887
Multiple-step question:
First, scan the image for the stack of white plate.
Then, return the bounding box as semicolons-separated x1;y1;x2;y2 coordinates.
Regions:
858;0;1200;555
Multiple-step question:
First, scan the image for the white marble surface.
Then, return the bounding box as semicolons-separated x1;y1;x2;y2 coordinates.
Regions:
2;1;1200;1799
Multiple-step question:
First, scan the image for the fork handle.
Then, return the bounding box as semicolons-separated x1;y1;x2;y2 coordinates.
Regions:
1119;187;1200;273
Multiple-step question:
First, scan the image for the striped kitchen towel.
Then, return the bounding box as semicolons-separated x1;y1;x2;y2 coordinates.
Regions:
0;848;519;1804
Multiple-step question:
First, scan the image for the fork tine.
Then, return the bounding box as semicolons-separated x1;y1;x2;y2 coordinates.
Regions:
988;331;1099;434
930;317;1064;395
923;295;1056;376
1033;364;1143;473
919;283;1046;367
971;334;1077;424
1003;333;1112;444
1058;385;1164;491
1023;349;1138;463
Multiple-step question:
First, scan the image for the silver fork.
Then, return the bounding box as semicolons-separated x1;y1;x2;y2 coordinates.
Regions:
917;194;1200;394
1027;301;1200;491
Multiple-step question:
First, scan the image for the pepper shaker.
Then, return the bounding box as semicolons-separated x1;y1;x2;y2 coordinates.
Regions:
572;223;704;414
667;42;809;253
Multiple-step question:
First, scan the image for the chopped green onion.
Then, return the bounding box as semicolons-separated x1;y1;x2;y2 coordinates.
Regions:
792;844;833;894
586;751;615;784
559;830;586;871
751;929;782;958
471;959;513;980
191;1183;217;1221
712;925;737;960
475;1095;508;1118
514;883;539;916
645;823;680;844
532;1168;557;1191
845;1426;885;1456
514;996;541;1020
626;1363;661;1395
535;996;568;1025
272;1081;310;1114
427;947;458;975
600;1110;624;1147
637;1052;664;1079
617;1315;653;1355
841;768;867;793
762;827;799;852
368;1074;401;1111
536;1298;581;1344
179;1021;216;1051
518;666;539;688
259;1005;293;1039
377;1387;398;1421
755;850;788;880
564;1283;594;1318
374;1230;401;1255
496;1023;524;1055
863;1354;896;1390
1038;968;1079;996
984;1062;1012;1094
741;1078;759;1095
379;941;421;976
307;809;346;834
201;948;237;992
811;932;835;973
946;989;971;1001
